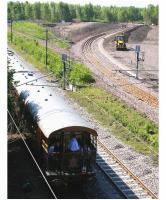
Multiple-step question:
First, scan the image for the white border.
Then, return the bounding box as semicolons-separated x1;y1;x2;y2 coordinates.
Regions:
0;0;7;199
1;0;162;199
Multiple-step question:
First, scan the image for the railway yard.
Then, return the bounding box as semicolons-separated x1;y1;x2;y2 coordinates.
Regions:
8;19;159;199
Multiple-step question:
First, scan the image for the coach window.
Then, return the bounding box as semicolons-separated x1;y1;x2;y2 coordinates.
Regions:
90;134;97;150
63;132;83;152
49;134;61;152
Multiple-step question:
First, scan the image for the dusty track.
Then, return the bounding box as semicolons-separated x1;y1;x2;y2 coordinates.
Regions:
81;27;158;123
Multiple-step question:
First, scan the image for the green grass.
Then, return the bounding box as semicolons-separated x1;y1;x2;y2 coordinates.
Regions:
68;87;158;158
8;33;94;85
12;21;70;49
8;31;158;160
13;21;48;39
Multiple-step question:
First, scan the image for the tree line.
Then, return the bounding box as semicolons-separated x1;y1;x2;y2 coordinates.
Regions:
8;1;158;25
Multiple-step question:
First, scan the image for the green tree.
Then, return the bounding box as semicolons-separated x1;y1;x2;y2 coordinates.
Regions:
83;3;94;21
58;2;72;22
142;4;159;25
25;2;33;20
105;7;113;22
76;5;84;20
7;1;157;24
33;2;41;19
50;2;56;22
41;3;51;22
69;4;77;19
117;8;128;22
8;1;14;20
93;5;101;21
8;60;15;112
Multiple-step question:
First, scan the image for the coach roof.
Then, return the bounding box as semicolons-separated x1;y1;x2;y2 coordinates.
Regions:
12;55;97;138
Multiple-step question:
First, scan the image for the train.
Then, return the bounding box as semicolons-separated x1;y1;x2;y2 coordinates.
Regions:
8;49;97;184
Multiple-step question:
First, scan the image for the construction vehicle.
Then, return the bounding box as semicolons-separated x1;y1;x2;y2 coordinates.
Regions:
114;34;127;50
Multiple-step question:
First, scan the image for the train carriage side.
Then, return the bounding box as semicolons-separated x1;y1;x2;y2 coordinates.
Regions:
11;57;98;183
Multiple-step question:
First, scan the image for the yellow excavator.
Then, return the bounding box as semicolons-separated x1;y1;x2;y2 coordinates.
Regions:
114;34;127;50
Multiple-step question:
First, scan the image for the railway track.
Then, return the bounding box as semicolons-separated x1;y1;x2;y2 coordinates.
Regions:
97;139;158;199
8;48;158;199
7;49;127;199
82;29;158;109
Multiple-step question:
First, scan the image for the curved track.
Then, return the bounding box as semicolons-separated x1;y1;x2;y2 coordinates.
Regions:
82;29;158;109
8;48;158;199
97;139;158;199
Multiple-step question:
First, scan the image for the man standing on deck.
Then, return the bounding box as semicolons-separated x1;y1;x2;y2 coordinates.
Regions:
68;134;80;152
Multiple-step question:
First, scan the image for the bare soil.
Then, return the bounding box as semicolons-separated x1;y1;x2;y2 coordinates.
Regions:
49;22;122;43
104;25;159;81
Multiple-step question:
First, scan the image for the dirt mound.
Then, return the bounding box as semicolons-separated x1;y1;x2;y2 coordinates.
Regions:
50;22;121;42
146;26;158;43
128;25;151;43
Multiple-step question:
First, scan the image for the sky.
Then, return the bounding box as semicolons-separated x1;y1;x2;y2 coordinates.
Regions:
8;0;159;8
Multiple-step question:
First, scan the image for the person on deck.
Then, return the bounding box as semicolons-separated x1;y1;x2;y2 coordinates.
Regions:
68;134;80;152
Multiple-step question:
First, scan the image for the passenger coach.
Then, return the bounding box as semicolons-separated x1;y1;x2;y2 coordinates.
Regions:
9;50;97;184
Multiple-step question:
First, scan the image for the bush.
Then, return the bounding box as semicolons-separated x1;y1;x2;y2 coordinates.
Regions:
69;63;94;86
74;87;158;150
8;33;94;86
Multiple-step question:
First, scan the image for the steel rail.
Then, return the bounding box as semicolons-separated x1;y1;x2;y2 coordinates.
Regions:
97;139;158;199
81;27;158;108
83;41;158;106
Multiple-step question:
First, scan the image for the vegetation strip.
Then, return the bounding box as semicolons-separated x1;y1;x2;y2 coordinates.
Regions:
12;21;70;49
8;32;94;86
8;31;158;157
8;2;158;25
68;87;158;156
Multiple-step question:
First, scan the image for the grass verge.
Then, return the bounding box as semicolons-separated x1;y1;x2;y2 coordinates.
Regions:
68;87;158;159
12;21;70;49
8;31;158;160
8;32;94;86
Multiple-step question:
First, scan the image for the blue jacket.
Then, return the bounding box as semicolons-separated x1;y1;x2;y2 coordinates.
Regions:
68;138;79;151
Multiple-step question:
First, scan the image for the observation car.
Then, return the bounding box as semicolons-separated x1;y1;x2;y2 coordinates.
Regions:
9;50;97;184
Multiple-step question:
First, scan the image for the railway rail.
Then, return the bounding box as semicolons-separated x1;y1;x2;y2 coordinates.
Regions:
81;28;158;109
8;111;158;199
97;139;158;199
7;49;125;199
8;47;158;199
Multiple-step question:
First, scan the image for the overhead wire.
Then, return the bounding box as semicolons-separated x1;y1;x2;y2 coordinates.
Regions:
16;72;54;87
8;110;57;199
